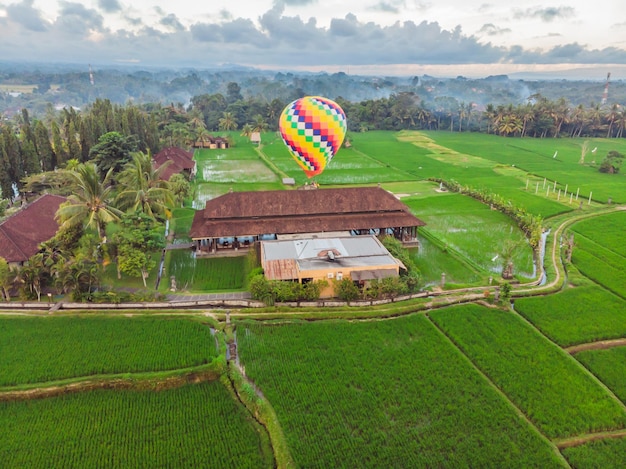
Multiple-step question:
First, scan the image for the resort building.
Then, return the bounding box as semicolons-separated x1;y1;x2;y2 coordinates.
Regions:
0;194;66;267
152;147;196;181
189;186;425;253
261;235;403;298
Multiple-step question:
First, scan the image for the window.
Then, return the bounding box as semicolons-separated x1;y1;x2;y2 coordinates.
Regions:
336;272;343;281
327;272;334;279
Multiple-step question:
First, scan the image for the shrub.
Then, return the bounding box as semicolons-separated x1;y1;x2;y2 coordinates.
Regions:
334;278;360;301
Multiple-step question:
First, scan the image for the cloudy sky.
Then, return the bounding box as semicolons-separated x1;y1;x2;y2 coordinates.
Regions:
1;0;625;77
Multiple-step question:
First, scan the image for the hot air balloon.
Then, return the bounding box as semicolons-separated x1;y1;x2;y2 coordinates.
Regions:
279;96;347;178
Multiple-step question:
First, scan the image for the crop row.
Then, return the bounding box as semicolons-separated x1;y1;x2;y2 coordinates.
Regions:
0;317;217;387
561;438;626;469
514;286;626;347
428;305;626;439
404;193;535;275
576;347;626;405
237;316;565;468
165;251;246;291
572;236;626;299
421;131;626;204
0;381;272;468
572;211;626;259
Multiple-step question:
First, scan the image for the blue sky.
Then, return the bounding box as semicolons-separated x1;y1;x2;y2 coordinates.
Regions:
1;0;625;77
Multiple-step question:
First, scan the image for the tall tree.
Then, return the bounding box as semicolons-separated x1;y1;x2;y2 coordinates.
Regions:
226;82;243;103
1;125;23;191
89;131;138;175
34;120;57;171
56;163;122;239
0;257;14;301
66;120;82;162
218;112;238;131
115;151;174;220
50;120;67;167
110;211;165;287
0;138;14;200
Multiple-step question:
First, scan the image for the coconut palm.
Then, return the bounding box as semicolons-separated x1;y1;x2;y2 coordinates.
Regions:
218;112;238;131
56;163;122;240
240;123;254;138
251;114;269;133
115;151;174;220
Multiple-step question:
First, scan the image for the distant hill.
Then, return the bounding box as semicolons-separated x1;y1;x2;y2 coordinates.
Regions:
0;62;624;118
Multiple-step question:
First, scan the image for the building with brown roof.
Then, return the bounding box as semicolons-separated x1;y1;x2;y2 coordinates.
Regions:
0;194;66;267
189;186;425;253
192;135;230;149
153;147;196;181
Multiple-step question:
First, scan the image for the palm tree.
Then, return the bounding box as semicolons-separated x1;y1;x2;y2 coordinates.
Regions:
498;115;523;136
251;114;269;133
218;112;238;131
56;163;122;240
606;104;620;138
115;151;174;220
614;108;626;139
240;123;254;138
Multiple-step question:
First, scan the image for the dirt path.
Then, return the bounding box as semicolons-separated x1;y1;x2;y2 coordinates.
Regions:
555;429;626;449
565;338;626;354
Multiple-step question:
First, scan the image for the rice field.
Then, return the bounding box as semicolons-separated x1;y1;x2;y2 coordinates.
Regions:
429;304;626;439
570;212;626;300
237;315;567;468
404;191;536;278
419;131;626;204
164;250;247;292
561;438;626;469
0;382;273;469
0;316;217;386
514;286;626;347
575;347;626;404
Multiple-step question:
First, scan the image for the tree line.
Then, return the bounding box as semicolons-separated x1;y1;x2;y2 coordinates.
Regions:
2;86;626;202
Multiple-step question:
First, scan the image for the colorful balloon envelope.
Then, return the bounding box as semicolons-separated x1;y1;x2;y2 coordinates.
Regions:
279;96;347;178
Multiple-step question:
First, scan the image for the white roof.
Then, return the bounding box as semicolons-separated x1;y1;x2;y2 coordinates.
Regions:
262;235;401;271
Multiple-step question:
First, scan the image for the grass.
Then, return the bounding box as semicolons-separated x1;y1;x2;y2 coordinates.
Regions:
514;286;626;347
561;438;626;469
169;207;195;241
163;250;247;292
410;236;484;288
0;316;217;386
419;131;626;204
0;381;273;469
404;191;536;278
102;252;162;290
429;304;626;439
237;315;566;468
572;235;626;300
575;347;626;404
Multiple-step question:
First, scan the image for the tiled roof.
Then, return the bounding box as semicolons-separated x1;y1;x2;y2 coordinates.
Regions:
153;147;195;181
190;187;425;239
0;194;66;263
